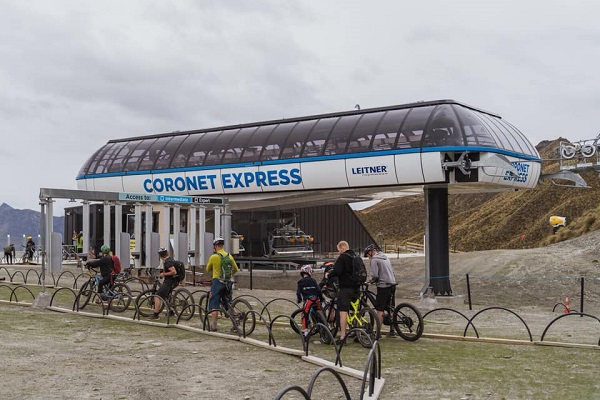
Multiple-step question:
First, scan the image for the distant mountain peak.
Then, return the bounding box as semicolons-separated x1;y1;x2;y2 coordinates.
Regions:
0;203;14;211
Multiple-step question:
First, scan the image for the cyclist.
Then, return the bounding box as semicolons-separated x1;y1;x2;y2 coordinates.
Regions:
148;247;179;320
85;244;114;301
206;237;239;331
296;265;324;336
325;240;360;345
364;244;397;337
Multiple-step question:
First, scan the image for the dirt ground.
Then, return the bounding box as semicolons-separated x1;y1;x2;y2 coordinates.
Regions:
1;232;600;399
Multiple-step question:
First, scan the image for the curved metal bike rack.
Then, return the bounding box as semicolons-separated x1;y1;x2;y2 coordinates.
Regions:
361;341;382;399
464;307;533;341
54;270;78;289
540;312;600;346
422;307;480;337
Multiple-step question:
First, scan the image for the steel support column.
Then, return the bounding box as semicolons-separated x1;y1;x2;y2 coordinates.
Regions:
425;187;452;295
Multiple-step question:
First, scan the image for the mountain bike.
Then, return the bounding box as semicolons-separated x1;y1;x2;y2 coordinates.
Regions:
359;282;424;341
198;284;256;335
135;269;194;320
77;266;132;312
289;299;333;344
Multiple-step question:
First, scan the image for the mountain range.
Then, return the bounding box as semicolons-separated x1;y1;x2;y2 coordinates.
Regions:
0;203;64;247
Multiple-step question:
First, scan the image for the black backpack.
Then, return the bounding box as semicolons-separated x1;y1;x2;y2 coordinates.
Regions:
349;254;368;285
172;260;186;282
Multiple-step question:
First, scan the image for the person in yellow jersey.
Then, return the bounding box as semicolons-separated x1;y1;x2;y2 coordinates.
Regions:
205;237;239;332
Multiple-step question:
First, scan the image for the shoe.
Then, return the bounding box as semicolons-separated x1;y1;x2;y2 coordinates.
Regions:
387;330;397;338
334;336;346;346
168;310;176;317
209;322;218;331
229;326;239;334
147;314;160;320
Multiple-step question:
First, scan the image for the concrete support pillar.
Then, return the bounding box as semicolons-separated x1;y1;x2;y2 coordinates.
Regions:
188;206;197;265
103;201;111;248
222;201;232;252
82;201;90;258
144;203;153;267
134;203;142;268
115;202;123;257
173;204;181;255
214;206;221;239
161;204;171;250
199;206;206;265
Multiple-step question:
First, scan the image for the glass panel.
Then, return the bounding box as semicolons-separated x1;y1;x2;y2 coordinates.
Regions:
84;143;116;175
260;122;298;160
398;106;435;148
185;130;223;167
452;105;497;148
155;134;189;170
123;139;156;171
345;112;385;153
280;119;318;159
372;109;410;150
323;115;361;155
134;137;172;171
105;141;142;173
474;113;514;151
301;117;338;157
501;119;538;156
203;129;239;166
223;127;257;164
495;118;535;155
240;125;276;162
422;104;465;148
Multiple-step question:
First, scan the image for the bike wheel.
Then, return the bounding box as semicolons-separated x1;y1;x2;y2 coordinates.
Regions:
356;307;380;348
171;288;194;321
77;279;95;310
136;289;162;318
313;309;333;345
581;144;596;158
289;308;303;334
393;302;424;341
108;283;132;313
321;301;339;339
229;298;256;336
560;145;577;159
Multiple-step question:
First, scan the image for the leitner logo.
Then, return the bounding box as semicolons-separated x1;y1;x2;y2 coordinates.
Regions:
351;165;388;176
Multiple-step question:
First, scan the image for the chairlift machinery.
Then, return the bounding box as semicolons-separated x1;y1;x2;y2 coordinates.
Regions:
265;214;314;258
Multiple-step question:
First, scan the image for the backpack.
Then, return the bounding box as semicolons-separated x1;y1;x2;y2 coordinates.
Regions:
173;260;186;282
349;254;368;285
110;255;122;274
217;252;234;281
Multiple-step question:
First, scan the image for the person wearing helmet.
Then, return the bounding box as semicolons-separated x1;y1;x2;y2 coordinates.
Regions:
148;247;179;320
205;237;239;331
296;264;324;337
364;244;397;337
25;236;36;263
85;244;115;300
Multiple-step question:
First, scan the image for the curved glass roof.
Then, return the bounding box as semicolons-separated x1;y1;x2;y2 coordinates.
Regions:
78;99;540;177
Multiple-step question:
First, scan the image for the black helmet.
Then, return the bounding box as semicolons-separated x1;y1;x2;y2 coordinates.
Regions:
363;244;379;257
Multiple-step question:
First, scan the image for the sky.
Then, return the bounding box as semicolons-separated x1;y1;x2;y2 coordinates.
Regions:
1;0;599;213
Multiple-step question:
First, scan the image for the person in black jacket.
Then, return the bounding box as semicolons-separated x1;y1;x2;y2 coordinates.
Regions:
325;240;360;344
85;244;114;300
296;265;324;336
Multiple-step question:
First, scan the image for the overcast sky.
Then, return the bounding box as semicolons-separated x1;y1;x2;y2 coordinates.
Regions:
2;0;599;213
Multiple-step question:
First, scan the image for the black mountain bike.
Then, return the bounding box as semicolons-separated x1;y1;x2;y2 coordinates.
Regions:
290;300;333;344
359;282;424;341
135;269;193;320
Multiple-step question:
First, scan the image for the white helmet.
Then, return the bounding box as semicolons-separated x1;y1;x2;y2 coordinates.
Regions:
300;265;313;276
213;237;225;246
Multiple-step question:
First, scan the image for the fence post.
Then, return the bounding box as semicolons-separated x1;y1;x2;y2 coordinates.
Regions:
466;273;472;310
580;276;584;316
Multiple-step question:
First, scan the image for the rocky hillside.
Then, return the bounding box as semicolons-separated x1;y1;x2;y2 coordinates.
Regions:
357;138;600;251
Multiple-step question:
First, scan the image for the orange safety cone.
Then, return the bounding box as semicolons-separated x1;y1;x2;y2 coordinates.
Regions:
564;294;570;314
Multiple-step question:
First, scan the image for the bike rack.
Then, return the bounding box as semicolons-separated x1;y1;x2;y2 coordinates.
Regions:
540;312;600;346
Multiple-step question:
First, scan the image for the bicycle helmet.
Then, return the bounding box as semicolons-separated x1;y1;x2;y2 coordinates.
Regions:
100;244;111;254
157;247;168;255
300;265;313;276
363;244;379;257
27;236;32;240
213;237;225;246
